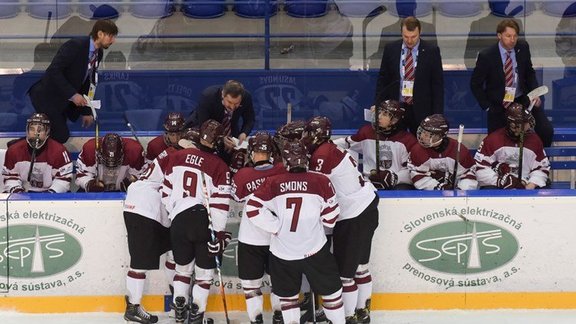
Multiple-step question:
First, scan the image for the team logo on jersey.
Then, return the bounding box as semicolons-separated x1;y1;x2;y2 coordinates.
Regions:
408;221;518;274
0;225;82;278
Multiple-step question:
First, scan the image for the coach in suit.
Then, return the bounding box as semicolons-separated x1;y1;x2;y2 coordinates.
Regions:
470;18;554;147
374;16;444;135
28;19;118;144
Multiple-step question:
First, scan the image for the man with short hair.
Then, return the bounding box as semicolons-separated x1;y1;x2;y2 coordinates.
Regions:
374;16;444;135
470;18;554;147
28;19;119;144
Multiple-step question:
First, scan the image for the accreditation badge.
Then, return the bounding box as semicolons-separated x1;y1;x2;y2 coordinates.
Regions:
402;80;414;98
503;86;516;103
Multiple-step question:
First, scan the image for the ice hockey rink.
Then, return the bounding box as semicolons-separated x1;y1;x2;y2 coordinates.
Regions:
3;309;576;324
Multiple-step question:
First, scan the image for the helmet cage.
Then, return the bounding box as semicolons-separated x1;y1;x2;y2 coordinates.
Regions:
26;113;50;149
98;133;124;168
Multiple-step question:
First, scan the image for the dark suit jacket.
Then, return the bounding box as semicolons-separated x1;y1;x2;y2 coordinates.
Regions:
374;39;444;134
189;85;256;138
470;40;539;132
28;37;102;142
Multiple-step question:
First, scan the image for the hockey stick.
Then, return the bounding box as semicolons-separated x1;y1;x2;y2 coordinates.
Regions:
374;104;381;173
94;117;100;181
287;102;292;124
517;125;525;189
311;292;317;324
122;113;145;151
451;125;464;191
200;171;231;324
526;85;548;112
27;135;40;182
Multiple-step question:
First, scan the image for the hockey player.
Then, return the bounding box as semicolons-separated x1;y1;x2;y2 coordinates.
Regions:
408;114;478;190
333;100;417;190
231;131;286;324
162;119;232;324
3;113;73;193
246;139;345;324
475;103;550;189
272;120;306;162
303;116;379;323
145;112;185;164
75;133;145;192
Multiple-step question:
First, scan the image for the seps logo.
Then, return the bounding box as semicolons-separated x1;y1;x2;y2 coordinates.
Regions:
0;225;82;278
409;221;518;274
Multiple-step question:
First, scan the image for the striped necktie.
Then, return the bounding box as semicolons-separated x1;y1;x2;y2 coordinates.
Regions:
503;50;513;108
404;48;415;105
222;110;232;137
86;51;98;83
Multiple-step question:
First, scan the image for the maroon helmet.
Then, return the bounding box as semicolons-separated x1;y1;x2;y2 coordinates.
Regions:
230;148;247;173
98;133;124;168
163;112;185;132
375;100;405;135
200;119;224;147
304;116;332;143
505;103;535;141
417;114;449;148
181;127;200;145
249;131;274;155
26;113;50;149
282;139;309;171
277;120;306;141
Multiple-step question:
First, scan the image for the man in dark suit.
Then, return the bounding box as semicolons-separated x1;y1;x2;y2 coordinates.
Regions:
470;18;554;147
374;16;444;136
186;80;255;152
28;19;118;144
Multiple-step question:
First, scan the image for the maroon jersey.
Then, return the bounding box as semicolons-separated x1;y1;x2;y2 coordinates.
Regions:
75;137;145;191
408;138;477;190
3;138;73;193
246;171;339;260
146;135;169;163
232;162;287;246
475;128;550;187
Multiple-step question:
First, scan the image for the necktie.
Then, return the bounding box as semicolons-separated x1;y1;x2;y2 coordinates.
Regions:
404;48;415;105
86;51;98;83
503;50;513;108
222;110;232;137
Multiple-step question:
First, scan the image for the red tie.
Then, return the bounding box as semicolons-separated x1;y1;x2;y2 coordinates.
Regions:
404;48;415;105
503;50;513;108
86;51;98;83
222;110;232;136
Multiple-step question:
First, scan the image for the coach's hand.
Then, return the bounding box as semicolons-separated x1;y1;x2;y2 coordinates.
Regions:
207;231;232;256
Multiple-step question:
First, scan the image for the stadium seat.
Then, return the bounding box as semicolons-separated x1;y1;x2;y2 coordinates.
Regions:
27;0;72;19
182;0;226;18
285;0;329;18
334;0;384;18
488;0;536;17
234;0;278;18
438;2;483;18
124;109;163;131
130;0;175;18
542;2;576;17
78;2;121;19
387;0;433;18
0;0;20;19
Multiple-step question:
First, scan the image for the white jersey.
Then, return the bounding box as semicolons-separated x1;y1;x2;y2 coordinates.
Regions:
309;142;376;221
246;171;339;261
232;162;287;246
123;148;176;228
160;147;231;232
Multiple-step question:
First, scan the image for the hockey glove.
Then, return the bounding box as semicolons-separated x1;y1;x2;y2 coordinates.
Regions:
434;181;454;190
492;162;511;176
497;173;522;189
207;231;232;256
10;186;24;193
369;169;398;190
86;179;105;192
430;170;448;183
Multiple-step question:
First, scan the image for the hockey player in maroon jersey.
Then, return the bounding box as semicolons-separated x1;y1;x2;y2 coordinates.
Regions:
231;131;286;324
303;116;379;323
122;129;201;324
161;119;232;324
3;113;73;193
408;114;478;190
475;103;550;189
333;100;417;190
145;112;185;164
75;133;145;192
246;139;345;324
272;120;306;162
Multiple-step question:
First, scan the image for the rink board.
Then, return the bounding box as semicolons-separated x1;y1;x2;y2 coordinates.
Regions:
1;191;576;312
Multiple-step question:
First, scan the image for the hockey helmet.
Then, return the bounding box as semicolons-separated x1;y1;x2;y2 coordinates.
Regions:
230;148;247;173
26;113;50;149
163;112;185;147
98;133;124;168
375;100;405;135
249;131;274;155
282;139;309;171
302;116;332;152
417;114;449;148
505;103;535;140
200;119;224;148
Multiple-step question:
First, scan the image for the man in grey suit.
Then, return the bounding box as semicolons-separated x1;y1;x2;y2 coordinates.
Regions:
28;19;118;143
470;18;553;147
374;16;444;136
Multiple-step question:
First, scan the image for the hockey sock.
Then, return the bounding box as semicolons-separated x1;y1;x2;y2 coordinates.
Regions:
355;263;373;309
192;266;213;313
164;251;176;290
271;292;282;312
341;277;359;317
126;269;147;305
279;295;300;324
242;278;264;321
322;288;345;323
173;261;194;304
